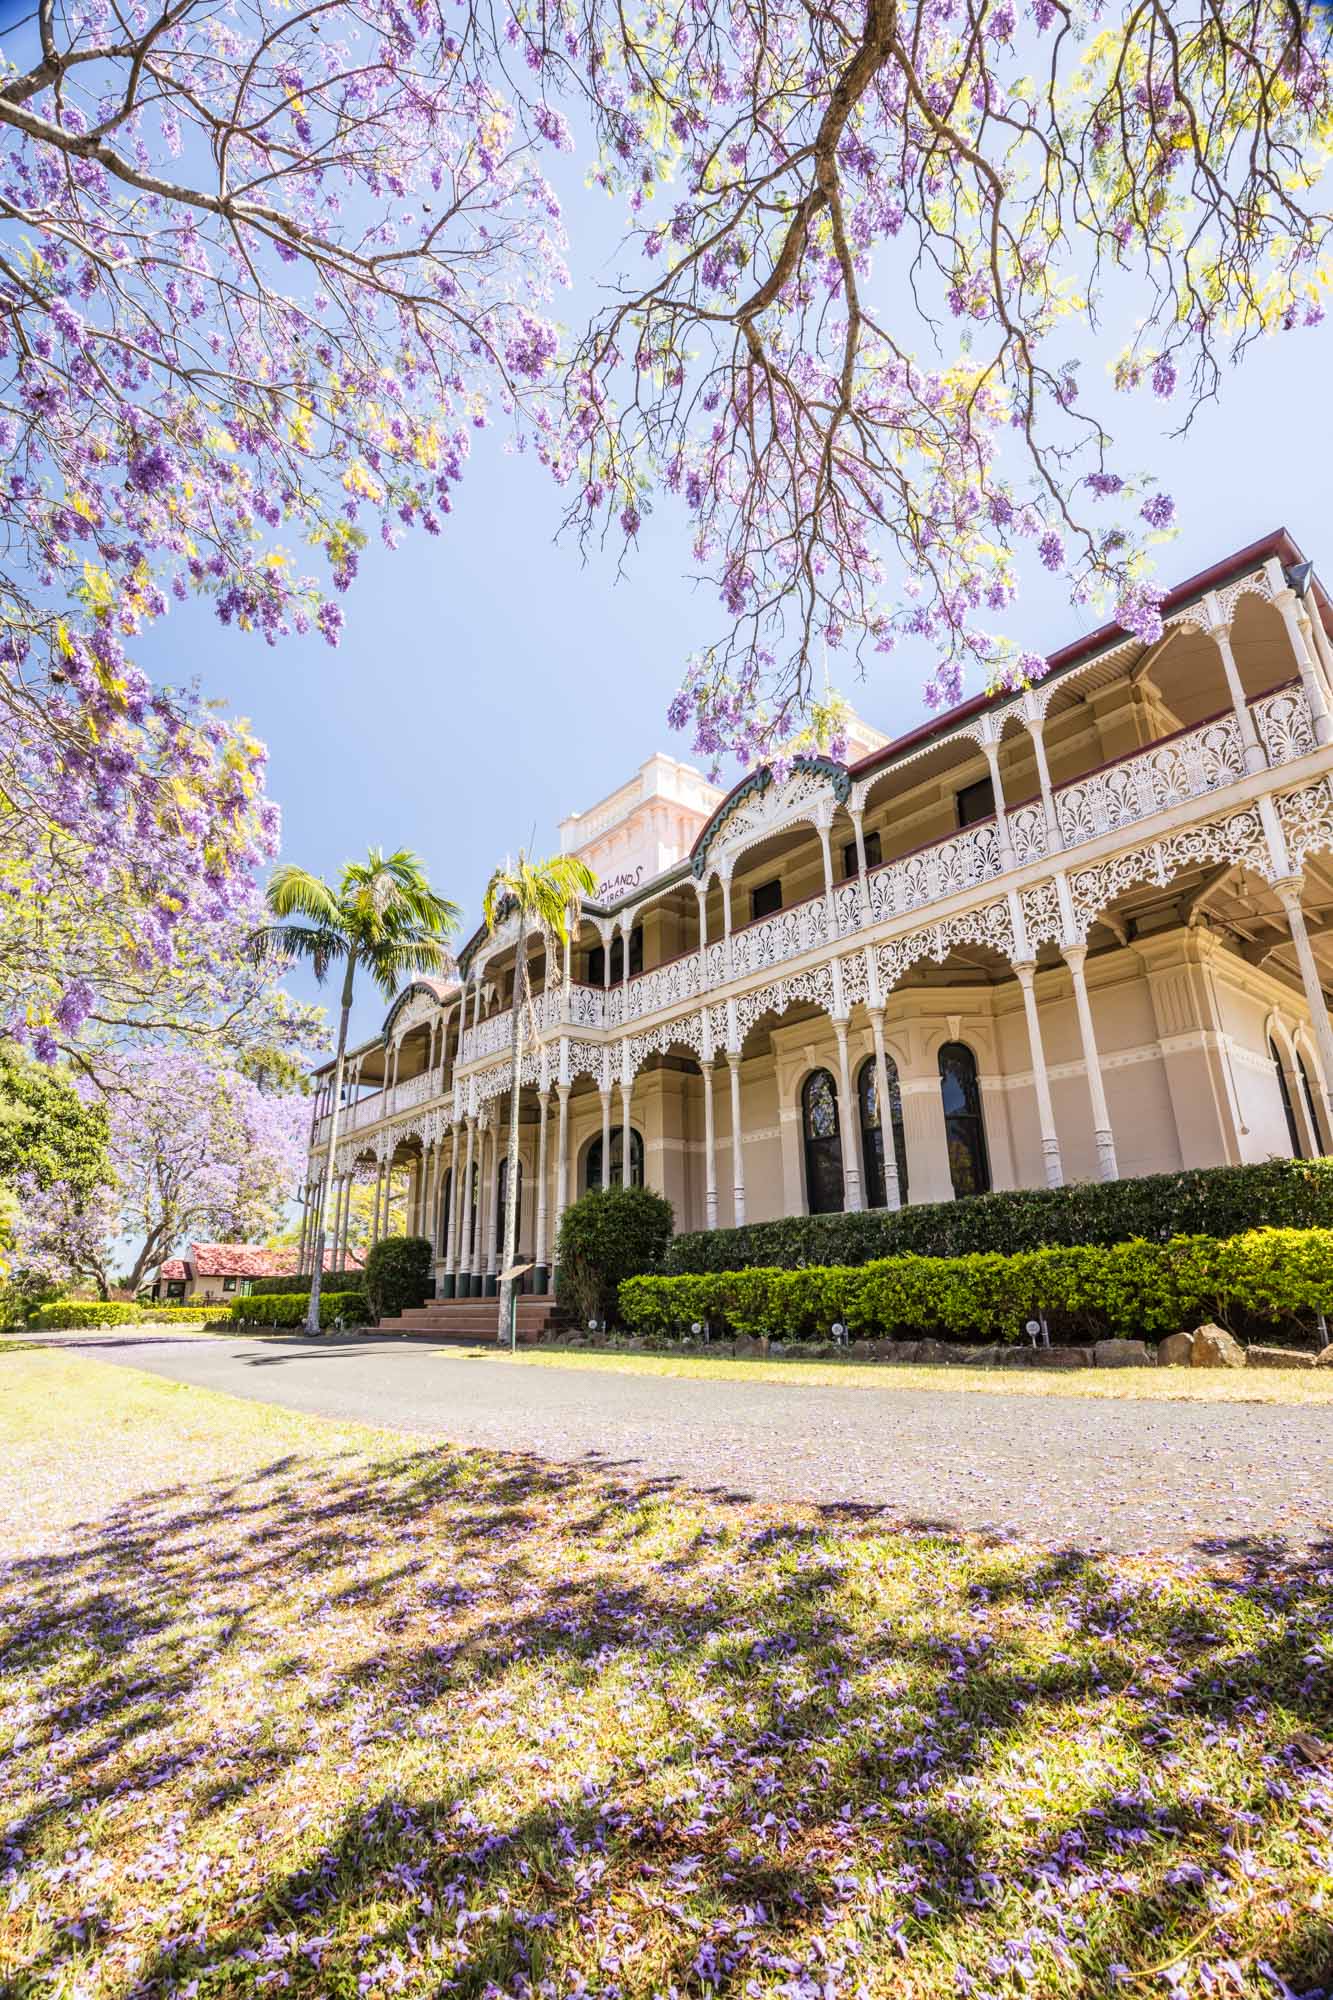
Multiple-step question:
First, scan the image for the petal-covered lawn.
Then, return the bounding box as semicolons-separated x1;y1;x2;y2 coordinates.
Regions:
1;1350;1330;2000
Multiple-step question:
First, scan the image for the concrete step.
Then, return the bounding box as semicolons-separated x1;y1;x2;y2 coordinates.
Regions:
377;1296;570;1341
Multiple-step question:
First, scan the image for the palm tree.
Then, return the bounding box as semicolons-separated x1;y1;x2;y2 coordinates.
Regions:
247;849;459;1333
482;851;596;1344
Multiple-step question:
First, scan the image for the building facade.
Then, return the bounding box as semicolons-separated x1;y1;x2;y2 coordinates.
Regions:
151;1243;362;1303
298;532;1333;1296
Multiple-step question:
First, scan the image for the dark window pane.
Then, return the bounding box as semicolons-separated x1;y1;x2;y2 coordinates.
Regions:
1270;1038;1304;1158
751;879;783;920
956;777;996;828
629;927;644;977
802;1068;844;1213
938;1042;990;1198
842;832;882;877
1297;1053;1324;1154
588;945;605;986
587;1127;644;1192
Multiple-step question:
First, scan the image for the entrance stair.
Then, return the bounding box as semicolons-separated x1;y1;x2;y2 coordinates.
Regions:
376;1295;570;1344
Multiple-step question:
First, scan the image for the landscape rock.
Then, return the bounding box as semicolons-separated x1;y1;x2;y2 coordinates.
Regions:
849;1339;876;1359
1317;1343;1333;1368
732;1333;768;1357
1158;1332;1195;1367
913;1338;955;1366
1190;1323;1247;1370
1094;1338;1155;1368
1246;1344;1315;1370
873;1340;918;1363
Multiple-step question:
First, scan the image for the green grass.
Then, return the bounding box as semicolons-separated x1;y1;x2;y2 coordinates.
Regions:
469;1343;1333;1404
0;1348;1329;1999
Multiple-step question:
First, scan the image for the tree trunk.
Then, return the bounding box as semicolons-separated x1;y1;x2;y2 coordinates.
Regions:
497;938;527;1348
307;952;356;1336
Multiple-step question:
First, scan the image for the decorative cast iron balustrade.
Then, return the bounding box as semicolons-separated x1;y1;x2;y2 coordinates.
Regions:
394;1071;435;1110
1054;712;1245;848
1009;801;1050;867
1254;684;1317;764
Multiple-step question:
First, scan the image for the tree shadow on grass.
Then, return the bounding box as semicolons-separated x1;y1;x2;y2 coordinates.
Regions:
1;1441;1330;2000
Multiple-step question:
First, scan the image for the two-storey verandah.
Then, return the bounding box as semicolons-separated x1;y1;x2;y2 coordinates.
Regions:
299;534;1333;1297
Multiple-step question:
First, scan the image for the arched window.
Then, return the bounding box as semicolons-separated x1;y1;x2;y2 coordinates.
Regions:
1269;1037;1304;1157
858;1055;909;1207
802;1068;845;1214
496;1155;523;1249
586;1126;643;1191
938;1042;990;1198
1297;1051;1326;1155
439;1167;452;1248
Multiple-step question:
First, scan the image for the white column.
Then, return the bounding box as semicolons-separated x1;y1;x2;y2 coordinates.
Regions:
1063;944;1119;1180
851;809;870;924
1022;710;1062;854
460;1117;477;1290
1013;960;1065;1188
817;822;838;936
867;1007;902;1209
554;1085;571;1256
599;1088;612;1189
621;914;632;1017
534;1090;550;1279
1205;597;1265;774
726;1050;746;1226
443;1123;460;1282
620;1080;633;1187
721;868;734;973
481;1127;497;1285
1272;574;1333;746
695;882;709;954
427;1142;443;1257
1275;878;1333;1136
981;733;1015;869
701;1059;718;1229
831;1018;864;1211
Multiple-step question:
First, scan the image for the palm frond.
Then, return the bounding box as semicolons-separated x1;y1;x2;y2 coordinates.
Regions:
263;865;341;927
243;920;347;985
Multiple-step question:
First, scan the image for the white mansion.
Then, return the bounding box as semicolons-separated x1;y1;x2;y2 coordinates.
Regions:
299;531;1333;1300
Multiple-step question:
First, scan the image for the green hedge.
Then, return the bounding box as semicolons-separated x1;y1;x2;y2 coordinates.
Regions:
364;1236;432;1320
247;1271;366;1297
230;1291;368;1329
622;1228;1333;1345
556;1185;675;1325
138;1305;226;1323
28;1300;142;1329
664;1158;1333;1274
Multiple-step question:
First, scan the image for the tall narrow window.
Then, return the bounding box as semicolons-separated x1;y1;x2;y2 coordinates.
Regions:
858;1055;909;1207
956;777;996;829
938;1042;991;1198
496;1157;522;1250
802;1069;845;1213
1297;1052;1326;1155
586;1127;643;1191
751;879;783;921
1270;1037;1304;1157
440;1167;452;1249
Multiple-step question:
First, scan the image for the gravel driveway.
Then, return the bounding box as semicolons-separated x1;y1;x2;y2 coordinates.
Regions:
61;1331;1332;1557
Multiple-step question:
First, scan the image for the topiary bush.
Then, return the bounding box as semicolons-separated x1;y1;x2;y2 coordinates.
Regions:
556;1185;675;1327
664;1158;1333;1273
363;1235;433;1321
622;1227;1333;1346
230;1291;367;1329
28;1300;142;1329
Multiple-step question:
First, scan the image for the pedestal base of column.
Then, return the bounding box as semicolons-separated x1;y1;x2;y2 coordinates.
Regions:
1243;741;1268;776
1042;1139;1064;1188
439;1273;456;1299
483;1273;498;1298
1094;1131;1119;1181
1317;713;1333;747
533;1265;549;1295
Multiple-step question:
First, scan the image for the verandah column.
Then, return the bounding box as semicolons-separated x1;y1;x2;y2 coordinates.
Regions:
831;1018;864;1211
1063;944;1119;1180
1021;698;1063;854
867;1007;901;1210
620;1072;633;1188
700;1059;718;1229
441;1120;461;1296
600;1085;612;1188
534;1089;551;1293
1274;876;1333;1137
1013;960;1065;1188
1268;560;1333;746
460;1116;478;1296
553;1085;571;1280
1203;591;1265;775
725;1049;746;1225
481;1123;498;1297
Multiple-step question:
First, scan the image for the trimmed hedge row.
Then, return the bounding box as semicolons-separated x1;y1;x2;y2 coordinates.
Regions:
622;1228;1333;1345
663;1158;1333;1273
138;1305;227;1323
248;1272;366;1297
230;1291;368;1328
29;1300;141;1329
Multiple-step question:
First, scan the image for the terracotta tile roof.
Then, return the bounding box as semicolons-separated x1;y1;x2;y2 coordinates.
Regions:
158;1258;189;1282
182;1243;365;1278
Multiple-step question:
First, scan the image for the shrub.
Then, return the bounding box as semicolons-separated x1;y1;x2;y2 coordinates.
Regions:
230;1291;367;1329
621;1227;1333;1346
363;1236;433;1321
138;1304;227;1323
28;1299;142;1329
663;1158;1333;1274
248;1271;366;1297
556;1185;675;1326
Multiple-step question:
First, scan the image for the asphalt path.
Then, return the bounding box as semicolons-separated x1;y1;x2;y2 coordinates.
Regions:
47;1330;1333;1557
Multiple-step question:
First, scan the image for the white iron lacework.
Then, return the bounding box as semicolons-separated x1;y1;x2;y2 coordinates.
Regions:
1067;805;1271;927
1055;714;1245;849
1009;801;1049;867
876;901;1015;991
707;764;839;878
1278;778;1333;871
729;892;831;980
834;880;863;936
565;1040;604;1085
734;963;837;1043
867;822;1001;925
1019;882;1064;951
1254;685;1317;764
627;1017;704;1081
393;1071;434;1110
840;951;870;1009
623;950;705;1023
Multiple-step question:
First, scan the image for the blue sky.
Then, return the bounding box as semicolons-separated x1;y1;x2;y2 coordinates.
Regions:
136;191;1333;1051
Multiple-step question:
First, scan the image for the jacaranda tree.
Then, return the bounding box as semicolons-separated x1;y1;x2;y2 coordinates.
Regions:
246;849;458;1332
0;0;1328;813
